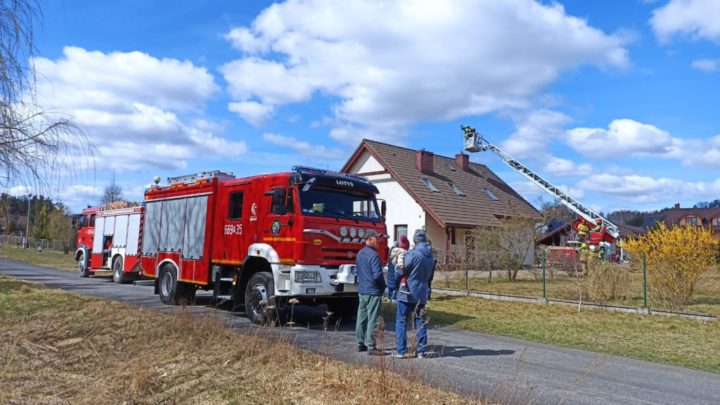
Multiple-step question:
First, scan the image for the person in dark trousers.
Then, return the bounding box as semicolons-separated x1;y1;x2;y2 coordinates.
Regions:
393;229;435;359
355;230;386;355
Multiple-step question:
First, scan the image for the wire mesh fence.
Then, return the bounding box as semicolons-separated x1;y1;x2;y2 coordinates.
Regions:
0;234;73;253
433;247;720;317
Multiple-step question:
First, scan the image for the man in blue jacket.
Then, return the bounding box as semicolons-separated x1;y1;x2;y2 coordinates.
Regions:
355;230;386;355
393;229;435;358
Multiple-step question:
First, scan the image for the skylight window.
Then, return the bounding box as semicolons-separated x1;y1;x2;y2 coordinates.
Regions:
483;187;499;201
448;182;465;196
444;162;457;172
422;177;439;192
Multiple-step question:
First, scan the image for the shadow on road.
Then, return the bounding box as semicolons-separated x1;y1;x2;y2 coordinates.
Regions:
431;345;515;358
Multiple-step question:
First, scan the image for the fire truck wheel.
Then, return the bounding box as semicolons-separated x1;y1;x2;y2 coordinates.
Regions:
244;272;279;325
112;257;125;284
159;265;196;305
78;251;90;278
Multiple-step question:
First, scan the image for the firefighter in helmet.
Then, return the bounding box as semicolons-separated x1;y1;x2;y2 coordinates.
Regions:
592;218;604;233
576;221;589;243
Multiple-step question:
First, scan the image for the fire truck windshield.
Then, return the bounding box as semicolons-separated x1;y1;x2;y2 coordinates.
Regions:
299;186;381;222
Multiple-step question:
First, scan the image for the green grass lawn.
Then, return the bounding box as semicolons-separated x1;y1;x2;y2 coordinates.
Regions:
408;294;720;374
0;244;76;272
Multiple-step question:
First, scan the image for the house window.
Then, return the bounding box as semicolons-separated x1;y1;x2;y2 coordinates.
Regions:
449;227;456;245
685;215;698;225
421;177;439;192
448;182;465;196
444;162;457;172
394;224;408;242
713;217;720;226
483;187;499;201
228;191;244;220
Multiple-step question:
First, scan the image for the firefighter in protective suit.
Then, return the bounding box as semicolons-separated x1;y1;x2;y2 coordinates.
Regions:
592;218;604;233
576;221;589;243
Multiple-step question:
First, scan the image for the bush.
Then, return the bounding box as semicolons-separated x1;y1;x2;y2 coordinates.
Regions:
584;261;631;302
623;223;719;310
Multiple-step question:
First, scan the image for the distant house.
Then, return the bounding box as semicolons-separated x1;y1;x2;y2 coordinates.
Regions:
663;203;720;237
341;139;541;256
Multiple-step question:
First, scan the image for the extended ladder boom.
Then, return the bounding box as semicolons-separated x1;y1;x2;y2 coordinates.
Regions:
461;126;619;239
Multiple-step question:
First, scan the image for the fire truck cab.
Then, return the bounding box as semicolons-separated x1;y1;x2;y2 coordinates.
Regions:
140;167;388;324
75;206;99;276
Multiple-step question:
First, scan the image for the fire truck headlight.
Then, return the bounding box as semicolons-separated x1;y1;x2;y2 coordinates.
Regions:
294;270;322;283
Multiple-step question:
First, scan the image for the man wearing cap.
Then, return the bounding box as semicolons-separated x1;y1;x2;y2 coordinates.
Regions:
355;229;386;355
393;229;435;359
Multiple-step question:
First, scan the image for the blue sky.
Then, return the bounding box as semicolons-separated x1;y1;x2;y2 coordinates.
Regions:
17;0;720;213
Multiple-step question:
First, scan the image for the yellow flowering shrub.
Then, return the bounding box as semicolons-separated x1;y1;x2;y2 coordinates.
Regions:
624;223;719;310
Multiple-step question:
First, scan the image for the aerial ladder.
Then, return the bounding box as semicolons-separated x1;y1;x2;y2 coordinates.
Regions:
461;125;619;244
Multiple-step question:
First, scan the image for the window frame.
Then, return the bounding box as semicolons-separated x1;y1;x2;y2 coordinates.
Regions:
394;224;408;243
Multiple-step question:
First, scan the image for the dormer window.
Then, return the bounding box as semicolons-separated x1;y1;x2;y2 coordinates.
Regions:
421;177;439;192
684;215;698;225
483;187;499;201
712;217;720;226
448;182;465;196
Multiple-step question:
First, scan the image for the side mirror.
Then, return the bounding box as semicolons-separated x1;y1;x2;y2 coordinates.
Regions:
380;200;387;219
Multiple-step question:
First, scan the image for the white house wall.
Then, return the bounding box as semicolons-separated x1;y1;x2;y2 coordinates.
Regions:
347;152;426;247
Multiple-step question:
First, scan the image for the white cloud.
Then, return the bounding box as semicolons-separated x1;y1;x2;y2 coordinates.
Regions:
228;101;275;127
57;185;104;208
566;119;673;159
578;173;720;204
543;156;592;177
691;58;720;72
32;47;246;172
502;109;571;158
222;0;628;142
564;118;720;170
262;133;346;159
651;0;720;43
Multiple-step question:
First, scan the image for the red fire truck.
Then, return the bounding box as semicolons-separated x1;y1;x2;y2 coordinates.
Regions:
74;203;144;283
136;166;387;323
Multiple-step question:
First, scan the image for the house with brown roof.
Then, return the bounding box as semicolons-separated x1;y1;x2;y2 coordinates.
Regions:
342;139;541;255
663;204;720;237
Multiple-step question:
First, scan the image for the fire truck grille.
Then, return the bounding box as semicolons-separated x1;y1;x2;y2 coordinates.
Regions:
321;247;359;261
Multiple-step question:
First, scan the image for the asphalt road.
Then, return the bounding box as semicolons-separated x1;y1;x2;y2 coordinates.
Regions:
2;258;719;405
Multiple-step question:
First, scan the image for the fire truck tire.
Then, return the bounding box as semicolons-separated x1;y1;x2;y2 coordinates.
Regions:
244;272;281;325
158;265;195;305
78;251;90;278
112;257;125;284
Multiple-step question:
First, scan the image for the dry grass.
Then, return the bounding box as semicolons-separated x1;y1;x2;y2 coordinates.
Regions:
435;266;720;316
0;276;478;404
0;245;76;272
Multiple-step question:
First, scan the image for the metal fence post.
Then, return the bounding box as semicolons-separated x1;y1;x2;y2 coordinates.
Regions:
642;253;648;308
542;249;547;300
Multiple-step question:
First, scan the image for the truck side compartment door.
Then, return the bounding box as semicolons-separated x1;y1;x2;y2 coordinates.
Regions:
219;186;248;264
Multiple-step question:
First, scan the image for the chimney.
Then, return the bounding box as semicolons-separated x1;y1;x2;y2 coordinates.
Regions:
674;203;680;209
416;150;434;174
455;153;470;171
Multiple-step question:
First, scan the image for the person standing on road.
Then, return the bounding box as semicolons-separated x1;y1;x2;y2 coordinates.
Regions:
393;229;435;359
355;230;386;355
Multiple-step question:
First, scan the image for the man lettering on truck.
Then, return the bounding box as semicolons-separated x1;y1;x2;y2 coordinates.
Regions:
355;229;386;355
